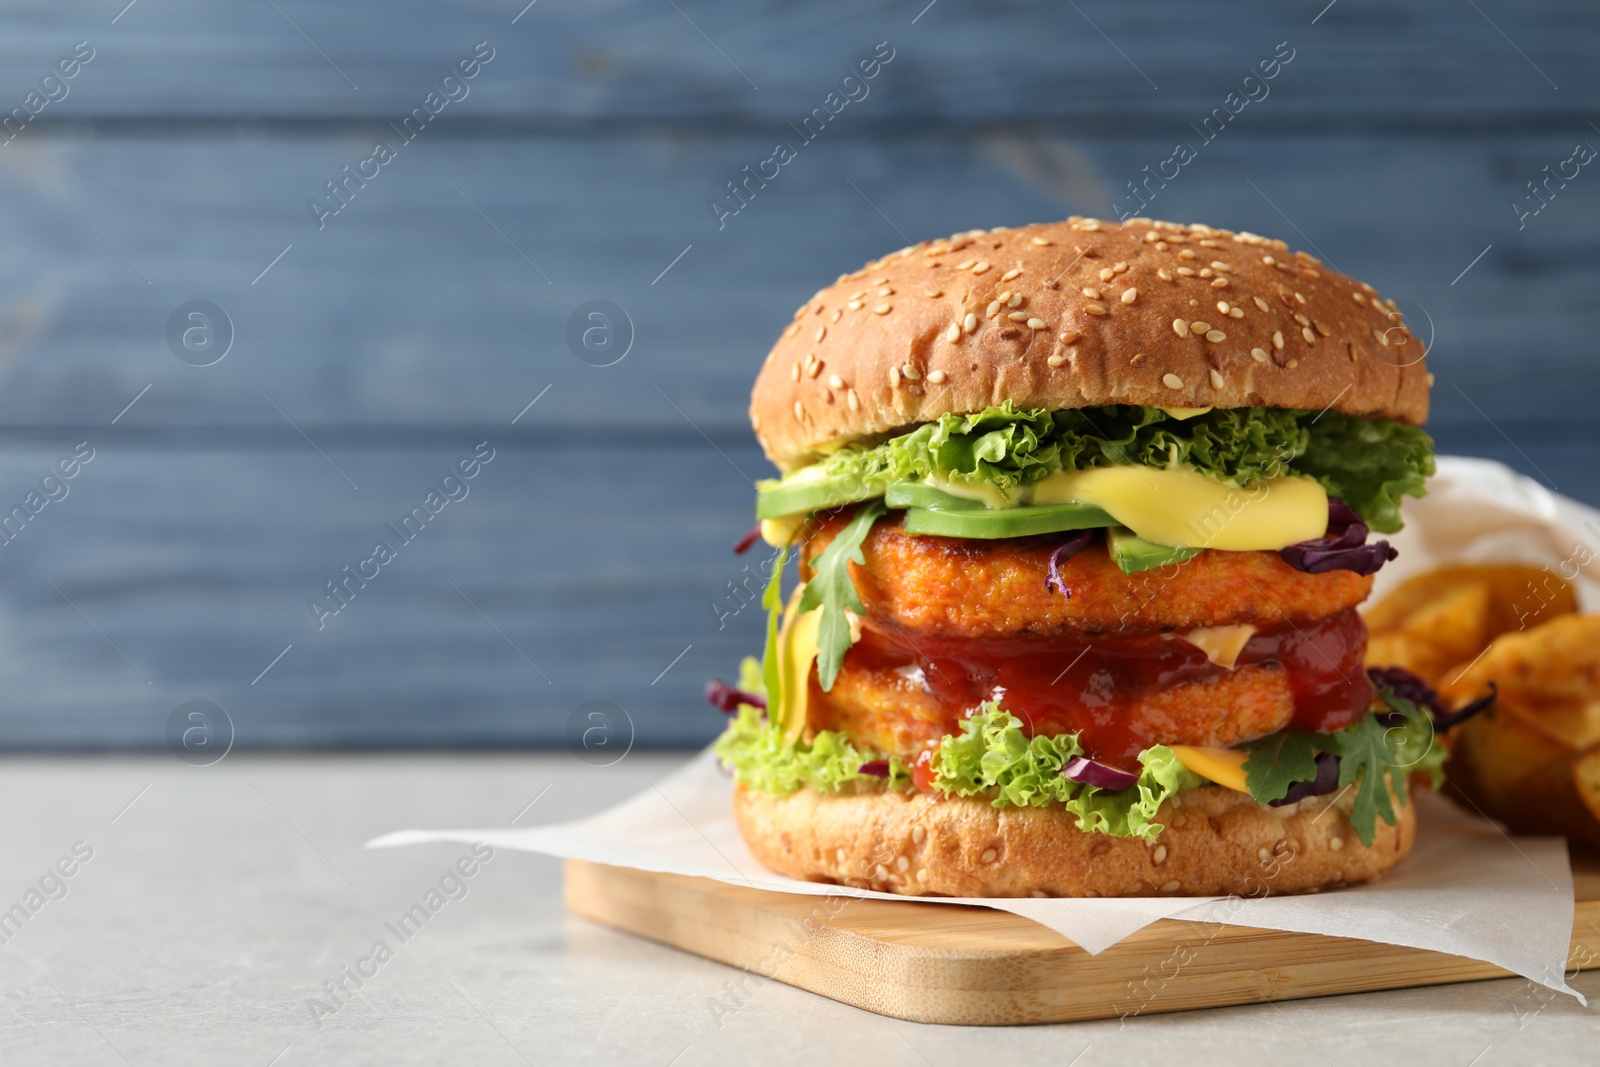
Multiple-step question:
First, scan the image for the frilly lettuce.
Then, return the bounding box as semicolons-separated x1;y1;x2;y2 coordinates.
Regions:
713;699;1199;841
759;403;1433;532
934;705;1198;841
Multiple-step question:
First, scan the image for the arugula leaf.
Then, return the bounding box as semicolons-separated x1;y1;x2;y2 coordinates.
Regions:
1320;716;1400;846
798;501;885;690
759;544;787;710
1242;731;1320;804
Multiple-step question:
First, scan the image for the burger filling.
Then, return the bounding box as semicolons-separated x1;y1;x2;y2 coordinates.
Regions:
714;404;1452;845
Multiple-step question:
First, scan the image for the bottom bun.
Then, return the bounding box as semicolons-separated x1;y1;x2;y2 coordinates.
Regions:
733;782;1415;897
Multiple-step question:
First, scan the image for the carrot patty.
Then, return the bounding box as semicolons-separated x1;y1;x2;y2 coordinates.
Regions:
801;509;1373;638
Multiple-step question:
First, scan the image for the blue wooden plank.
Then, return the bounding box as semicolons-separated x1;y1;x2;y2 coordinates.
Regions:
0;132;1592;441
0;1;1594;124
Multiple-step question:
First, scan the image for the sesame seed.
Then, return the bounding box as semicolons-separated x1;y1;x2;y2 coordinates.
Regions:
1190;321;1210;334
1155;241;1169;250
1301;326;1315;343
814;326;826;342
1085;303;1107;316
1113;262;1128;274
1178;249;1196;260
1254;297;1271;312
1129;353;1147;365
954;259;975;270
1251;347;1269;362
1293;312;1310;326
1199;239;1220;248
1262;255;1276;266
945;323;961;343
902;363;922;380
1205;329;1226;342
1211;277;1229;288
785;322;800;338
1273;331;1285;350
912;825;926;844
1160;880;1181;893
997;291;1012;303
1258;848;1271;864
895;854;909;872
873;304;892;315
1047;351;1069;367
1173;318;1188;338
1001;268;1021;282
1008;311;1029;322
1098;268;1114;282
1211;261;1231;271
1032;236;1052;246
1199;268;1214;279
1163;373;1184;389
926;289;943;298
980;848;998;864
1059;330;1080;344
1315;320;1330;337
972;260;991;275
847;388;860;411
1330;837;1344;851
847;300;863;311
987;301;1002;319
1229;307;1244;318
790;363;800;382
1153;844;1168;864
1082;286;1100;298
878;286;894;296
1294;291;1306;304
1007;293;1023;308
827;373;844;389
1157;268;1174;281
1121;287;1138;304
1287;357;1300;368
927;370;947;384
807;360;823;378
1210;368;1225;389
889;365;901;387
963;313;978;334
1176;267;1196;277
1027;318;1047;330
793;400;804;420
1376;329;1389;346
1217;302;1231;314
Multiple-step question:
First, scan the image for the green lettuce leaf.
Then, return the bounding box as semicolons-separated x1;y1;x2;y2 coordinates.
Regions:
933;705;1198;840
713;703;909;793
1289;411;1435;534
717;700;1203;840
798;499;884;690
757;403;1434;532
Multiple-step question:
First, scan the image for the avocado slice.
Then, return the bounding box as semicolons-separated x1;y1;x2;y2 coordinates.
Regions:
1107;527;1201;574
756;473;875;520
902;501;1115;539
883;482;985;510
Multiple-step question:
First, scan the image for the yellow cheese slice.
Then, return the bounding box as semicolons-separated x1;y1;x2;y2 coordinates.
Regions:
1029;465;1327;551
1176;624;1257;670
1167;744;1251;794
775;586;822;746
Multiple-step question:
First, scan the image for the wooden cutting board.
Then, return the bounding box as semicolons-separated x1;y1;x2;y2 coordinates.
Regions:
564;854;1600;1025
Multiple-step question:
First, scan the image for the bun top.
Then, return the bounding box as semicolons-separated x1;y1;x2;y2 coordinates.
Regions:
749;217;1431;469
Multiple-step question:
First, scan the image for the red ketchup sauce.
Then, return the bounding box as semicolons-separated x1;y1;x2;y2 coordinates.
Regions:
845;608;1374;771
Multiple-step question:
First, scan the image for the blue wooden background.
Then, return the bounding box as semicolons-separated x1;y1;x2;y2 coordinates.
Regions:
0;0;1596;749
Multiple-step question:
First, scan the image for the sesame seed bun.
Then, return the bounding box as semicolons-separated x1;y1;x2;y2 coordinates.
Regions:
751;217;1431;469
733;780;1415;898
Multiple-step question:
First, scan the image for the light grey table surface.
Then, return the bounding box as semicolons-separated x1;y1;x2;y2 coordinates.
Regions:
0;752;1594;1066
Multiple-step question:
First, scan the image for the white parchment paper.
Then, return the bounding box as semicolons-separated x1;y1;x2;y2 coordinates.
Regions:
371;457;1595;1000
